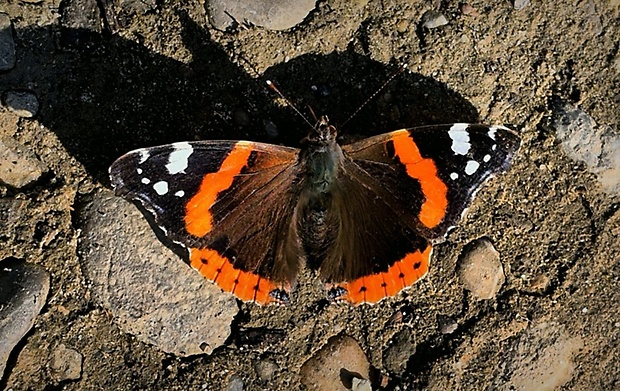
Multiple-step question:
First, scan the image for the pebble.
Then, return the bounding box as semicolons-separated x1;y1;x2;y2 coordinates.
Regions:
497;322;582;389
0;258;50;380
437;315;458;334
0;13;16;71
0;136;48;189
227;374;244;391
383;328;416;375
351;378;372;391
77;190;238;356
300;334;370;391
421;10;449;29
396;19;409;33
207;0;316;31
460;3;480;17
2;90;40;118
254;358;278;382
552;101;620;195
49;344;83;381
513;0;531;10
457;238;505;300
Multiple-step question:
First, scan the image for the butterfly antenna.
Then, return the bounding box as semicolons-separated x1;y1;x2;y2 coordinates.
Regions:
266;80;315;129
340;64;408;130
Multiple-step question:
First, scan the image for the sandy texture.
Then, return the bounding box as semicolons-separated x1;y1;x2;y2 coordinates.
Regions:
0;0;619;389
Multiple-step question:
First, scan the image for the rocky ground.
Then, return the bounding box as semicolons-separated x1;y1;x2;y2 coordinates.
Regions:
1;0;619;390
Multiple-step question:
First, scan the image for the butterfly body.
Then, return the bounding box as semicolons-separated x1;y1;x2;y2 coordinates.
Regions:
110;118;520;305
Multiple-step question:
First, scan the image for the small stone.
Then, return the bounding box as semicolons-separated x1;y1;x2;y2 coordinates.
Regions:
438;315;458;334
49;344;83;381
300;335;370;391
383;328;416;375
227;374;244;391
2;91;40;118
0;13;16;71
0;258;50;379
351;378;372;391
254;358;278;382
512;0;530;10
460;3;480;17
0;136;48;189
421;10;449;29
207;0;317;31
497;322;583;389
77;190;238;356
457;237;505;300
552;100;620;195
396;19;409;33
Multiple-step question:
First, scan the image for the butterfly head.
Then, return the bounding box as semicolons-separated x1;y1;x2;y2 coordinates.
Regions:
306;115;338;145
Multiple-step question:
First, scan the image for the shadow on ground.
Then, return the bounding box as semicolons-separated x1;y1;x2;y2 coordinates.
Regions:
1;14;478;184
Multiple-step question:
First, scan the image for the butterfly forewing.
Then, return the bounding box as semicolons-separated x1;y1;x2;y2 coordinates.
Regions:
109;140;302;304
343;124;520;239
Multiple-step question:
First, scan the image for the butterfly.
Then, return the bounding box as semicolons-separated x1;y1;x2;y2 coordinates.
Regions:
109;117;519;305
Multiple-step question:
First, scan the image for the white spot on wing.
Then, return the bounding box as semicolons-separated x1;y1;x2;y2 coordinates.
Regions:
465;160;480;175
483;154;491;162
450;172;459;180
174;190;185;197
138;149;150;164
141;177;150;184
448;123;471;155
492;144;497;151
137;168;143;174
488;127;498;140
153;181;169;195
166;142;193;175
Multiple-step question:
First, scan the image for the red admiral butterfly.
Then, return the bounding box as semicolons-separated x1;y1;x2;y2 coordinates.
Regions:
109;117;519;305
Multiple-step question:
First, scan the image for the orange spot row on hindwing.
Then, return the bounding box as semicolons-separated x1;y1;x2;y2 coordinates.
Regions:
189;248;278;304
390;131;448;228
184;142;252;237
339;245;432;305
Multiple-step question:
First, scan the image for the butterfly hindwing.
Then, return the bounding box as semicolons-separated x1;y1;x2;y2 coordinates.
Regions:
321;124;519;304
109;141;302;304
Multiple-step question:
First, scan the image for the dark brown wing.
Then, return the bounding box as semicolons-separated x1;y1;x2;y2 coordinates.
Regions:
342;124;520;239
321;124;520;304
315;161;432;305
110;141;303;304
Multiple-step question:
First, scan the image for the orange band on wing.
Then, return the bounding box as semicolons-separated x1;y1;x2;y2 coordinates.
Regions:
337;244;431;305
185;143;252;237
190;247;278;305
390;131;448;228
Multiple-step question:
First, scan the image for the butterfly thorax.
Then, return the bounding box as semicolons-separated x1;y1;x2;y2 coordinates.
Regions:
296;116;346;269
299;116;343;196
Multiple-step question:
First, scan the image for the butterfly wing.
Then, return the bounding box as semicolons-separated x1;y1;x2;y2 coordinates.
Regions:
342;124;521;239
322;124;520;304
109;141;303;304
